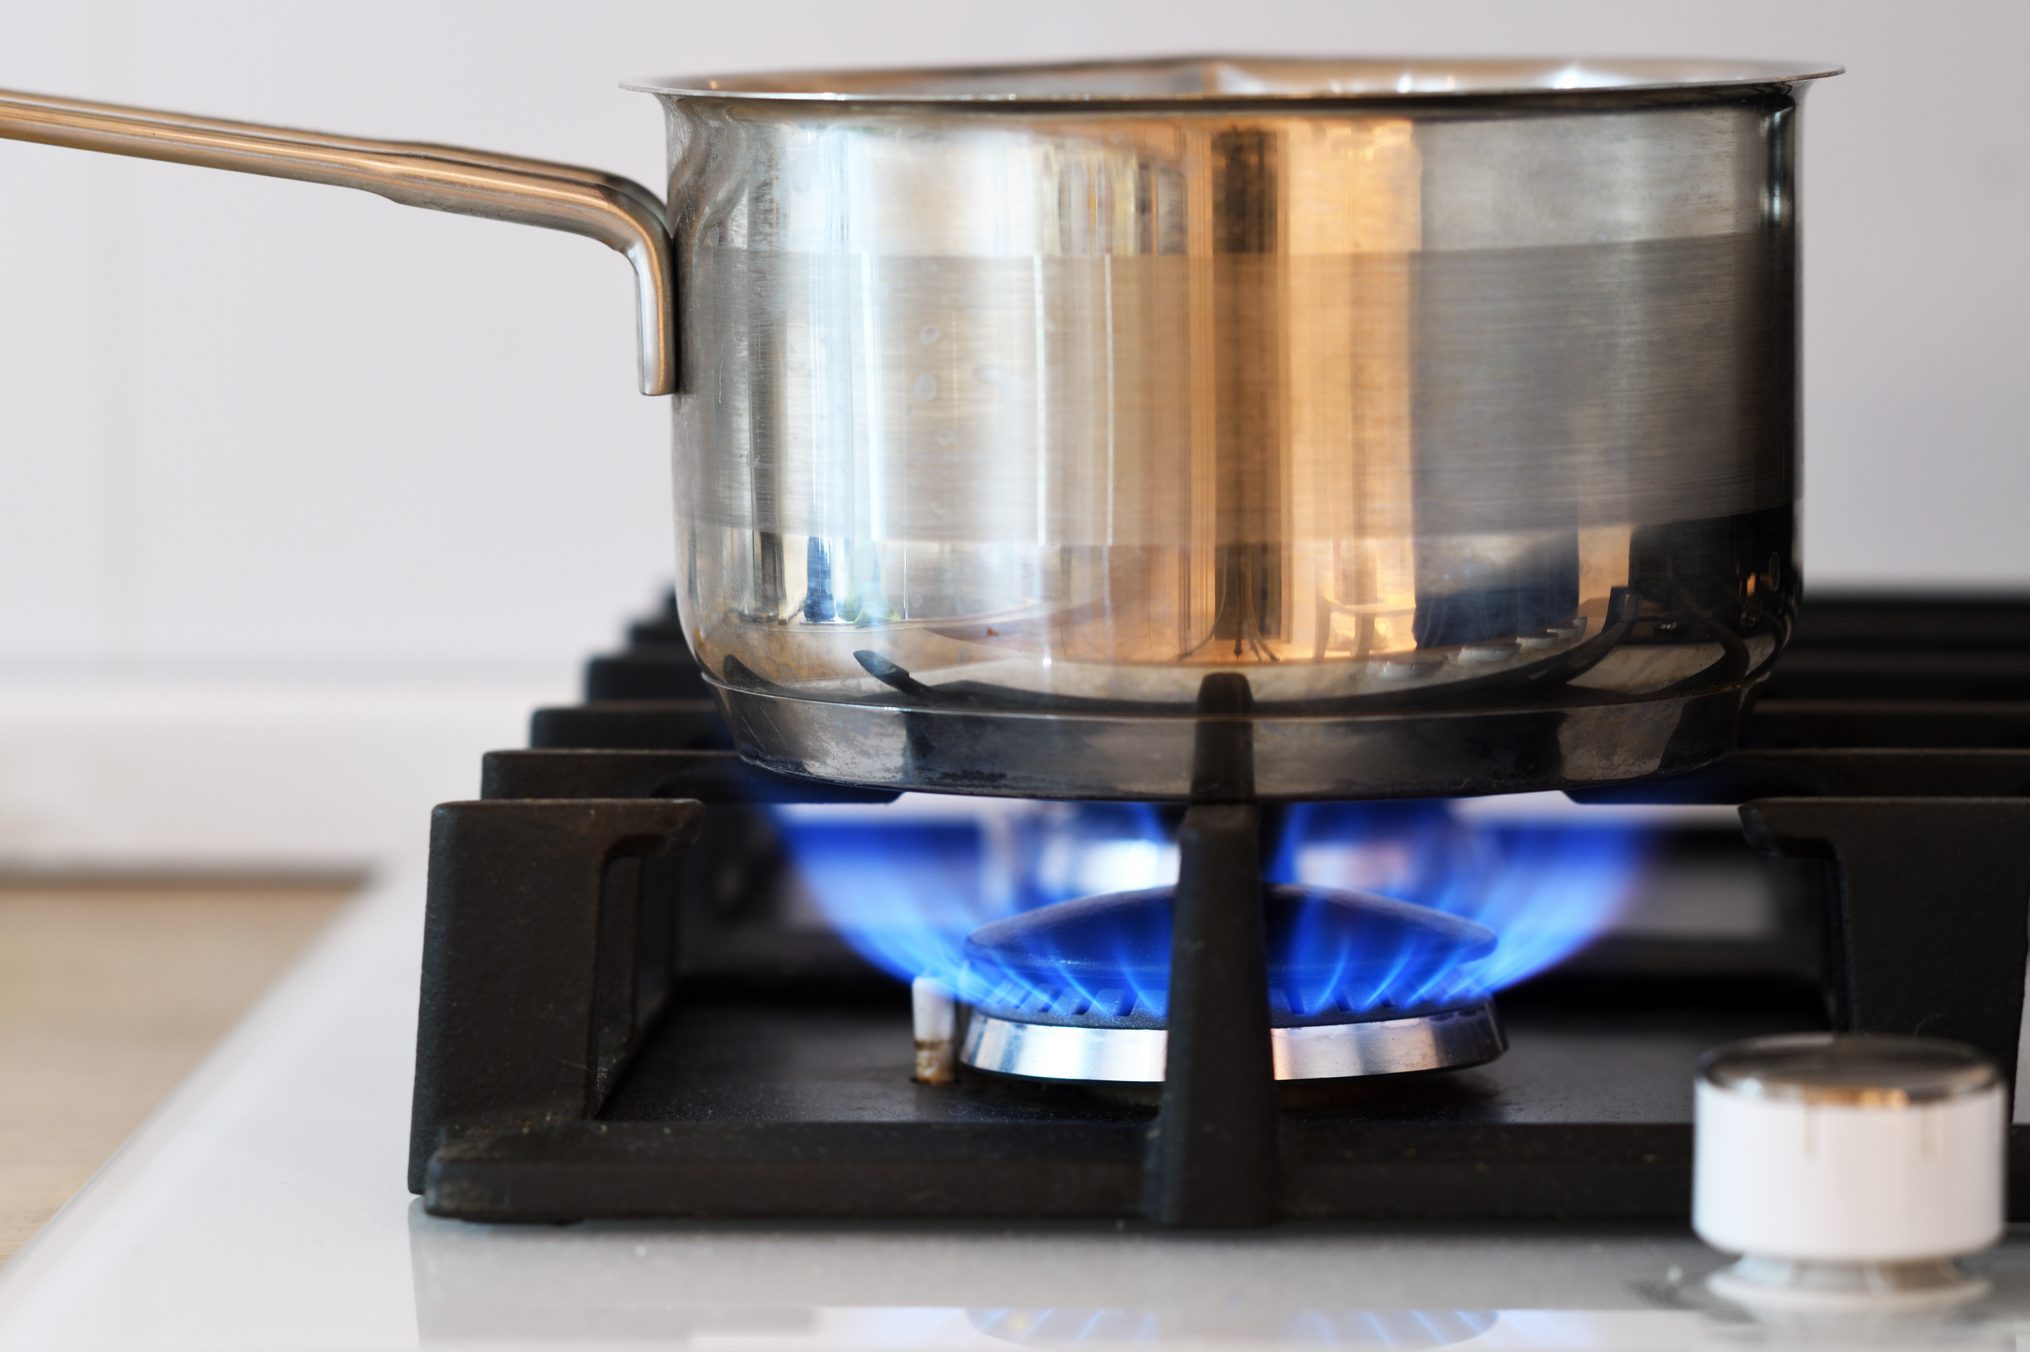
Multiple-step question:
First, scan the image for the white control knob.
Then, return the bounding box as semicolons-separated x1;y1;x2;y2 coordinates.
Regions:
1694;1033;2005;1310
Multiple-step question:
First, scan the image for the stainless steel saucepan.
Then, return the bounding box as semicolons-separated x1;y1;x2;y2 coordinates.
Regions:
0;57;1840;800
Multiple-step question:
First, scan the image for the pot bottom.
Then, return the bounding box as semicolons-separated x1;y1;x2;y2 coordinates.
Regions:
709;676;1751;801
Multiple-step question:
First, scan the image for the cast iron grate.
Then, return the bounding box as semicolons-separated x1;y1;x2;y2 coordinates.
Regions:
407;593;2030;1225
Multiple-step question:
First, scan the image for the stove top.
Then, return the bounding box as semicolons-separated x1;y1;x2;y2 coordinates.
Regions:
404;593;2030;1228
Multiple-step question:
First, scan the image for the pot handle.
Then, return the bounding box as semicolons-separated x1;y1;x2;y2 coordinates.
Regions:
0;90;675;395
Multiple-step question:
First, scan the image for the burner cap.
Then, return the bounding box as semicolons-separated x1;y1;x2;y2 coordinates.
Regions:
962;883;1496;1029
960;1001;1505;1084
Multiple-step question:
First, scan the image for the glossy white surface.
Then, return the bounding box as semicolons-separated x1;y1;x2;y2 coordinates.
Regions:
4;869;2030;1350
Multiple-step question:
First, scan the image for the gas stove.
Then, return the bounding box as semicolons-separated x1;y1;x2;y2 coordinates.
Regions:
5;589;2029;1351
405;592;2030;1228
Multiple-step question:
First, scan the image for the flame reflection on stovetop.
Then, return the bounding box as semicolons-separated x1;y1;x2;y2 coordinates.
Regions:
770;797;1647;1019
968;1304;1499;1348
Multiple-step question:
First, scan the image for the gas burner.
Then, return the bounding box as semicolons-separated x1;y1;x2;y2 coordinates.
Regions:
957;883;1507;1083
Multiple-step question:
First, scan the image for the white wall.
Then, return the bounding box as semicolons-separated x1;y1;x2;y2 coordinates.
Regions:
1;0;2024;676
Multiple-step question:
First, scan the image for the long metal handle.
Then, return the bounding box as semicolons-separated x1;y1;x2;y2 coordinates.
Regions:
0;90;675;395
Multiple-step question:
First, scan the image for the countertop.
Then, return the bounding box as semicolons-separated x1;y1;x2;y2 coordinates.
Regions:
0;877;349;1263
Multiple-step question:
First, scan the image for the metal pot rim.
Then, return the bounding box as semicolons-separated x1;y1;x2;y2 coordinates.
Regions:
625;53;1842;107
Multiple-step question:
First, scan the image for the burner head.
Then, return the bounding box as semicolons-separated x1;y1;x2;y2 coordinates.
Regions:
964;883;1496;1028
958;883;1505;1083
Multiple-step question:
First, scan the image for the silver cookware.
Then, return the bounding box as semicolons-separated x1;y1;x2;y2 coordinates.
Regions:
0;57;1840;799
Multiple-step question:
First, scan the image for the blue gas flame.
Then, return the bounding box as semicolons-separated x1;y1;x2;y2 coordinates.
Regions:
773;798;1643;1018
1266;801;1645;999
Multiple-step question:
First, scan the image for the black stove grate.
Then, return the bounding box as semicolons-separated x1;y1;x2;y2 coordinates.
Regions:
407;593;2030;1225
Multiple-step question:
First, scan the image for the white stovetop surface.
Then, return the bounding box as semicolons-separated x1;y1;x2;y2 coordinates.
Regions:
3;869;2027;1351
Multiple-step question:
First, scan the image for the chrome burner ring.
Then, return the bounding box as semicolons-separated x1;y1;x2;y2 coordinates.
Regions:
959;1000;1505;1084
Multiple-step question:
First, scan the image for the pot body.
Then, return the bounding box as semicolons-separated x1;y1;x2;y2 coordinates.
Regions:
0;60;1824;799
652;65;1807;797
